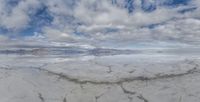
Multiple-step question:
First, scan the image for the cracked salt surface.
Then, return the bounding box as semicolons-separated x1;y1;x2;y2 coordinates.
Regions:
1;51;200;102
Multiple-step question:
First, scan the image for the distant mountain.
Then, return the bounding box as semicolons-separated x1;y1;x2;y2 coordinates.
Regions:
0;45;139;56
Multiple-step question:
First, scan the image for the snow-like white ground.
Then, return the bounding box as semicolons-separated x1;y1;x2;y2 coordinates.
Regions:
0;52;200;102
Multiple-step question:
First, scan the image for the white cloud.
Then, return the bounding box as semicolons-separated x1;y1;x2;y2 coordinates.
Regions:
0;0;41;31
42;26;79;42
0;0;200;47
152;18;200;43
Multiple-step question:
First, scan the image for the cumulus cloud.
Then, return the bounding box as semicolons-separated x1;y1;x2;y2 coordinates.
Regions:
0;0;41;31
42;26;78;42
0;0;200;47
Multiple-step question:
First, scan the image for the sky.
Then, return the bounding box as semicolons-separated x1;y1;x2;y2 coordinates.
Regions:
0;0;200;48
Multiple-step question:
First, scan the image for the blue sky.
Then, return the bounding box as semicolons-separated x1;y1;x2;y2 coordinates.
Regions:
0;0;200;48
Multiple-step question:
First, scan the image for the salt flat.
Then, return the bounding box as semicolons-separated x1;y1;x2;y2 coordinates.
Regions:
0;49;200;102
0;0;199;102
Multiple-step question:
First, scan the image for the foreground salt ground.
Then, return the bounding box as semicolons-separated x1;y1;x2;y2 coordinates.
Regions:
0;54;200;102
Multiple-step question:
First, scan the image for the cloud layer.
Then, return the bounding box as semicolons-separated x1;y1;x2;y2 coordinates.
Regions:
0;0;200;47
